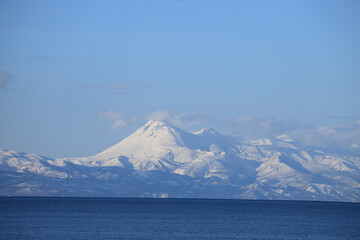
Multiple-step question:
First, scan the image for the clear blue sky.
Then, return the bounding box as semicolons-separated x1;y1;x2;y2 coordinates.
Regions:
1;0;359;158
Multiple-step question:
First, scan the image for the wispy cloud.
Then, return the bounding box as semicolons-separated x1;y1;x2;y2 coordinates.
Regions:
231;115;360;153
0;71;13;90
170;113;208;129
231;116;302;137
146;110;170;121
146;110;208;129
295;122;360;151
98;110;137;130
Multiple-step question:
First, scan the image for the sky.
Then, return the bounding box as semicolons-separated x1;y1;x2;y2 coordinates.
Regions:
0;0;359;158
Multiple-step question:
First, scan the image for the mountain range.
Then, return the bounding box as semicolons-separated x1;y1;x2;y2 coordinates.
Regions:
1;120;359;202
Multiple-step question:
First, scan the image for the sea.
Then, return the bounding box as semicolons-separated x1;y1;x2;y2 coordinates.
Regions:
0;197;359;240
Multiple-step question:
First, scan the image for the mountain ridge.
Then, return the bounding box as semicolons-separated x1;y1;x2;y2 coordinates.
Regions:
1;120;359;202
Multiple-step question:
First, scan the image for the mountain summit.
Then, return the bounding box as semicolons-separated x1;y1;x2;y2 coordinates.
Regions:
94;120;233;174
1;121;359;201
95;120;201;160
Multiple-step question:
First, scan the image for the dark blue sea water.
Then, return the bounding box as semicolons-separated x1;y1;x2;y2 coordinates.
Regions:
0;197;359;240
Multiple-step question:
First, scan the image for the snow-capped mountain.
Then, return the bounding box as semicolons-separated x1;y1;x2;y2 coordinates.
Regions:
1;120;359;202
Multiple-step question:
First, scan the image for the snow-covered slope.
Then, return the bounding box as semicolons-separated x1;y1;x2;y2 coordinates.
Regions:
1;120;359;201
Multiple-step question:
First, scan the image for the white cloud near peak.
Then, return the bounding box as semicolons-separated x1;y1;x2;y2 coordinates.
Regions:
98;110;136;130
98;109;122;120
170;113;208;129
146;110;170;121
146;110;208;129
